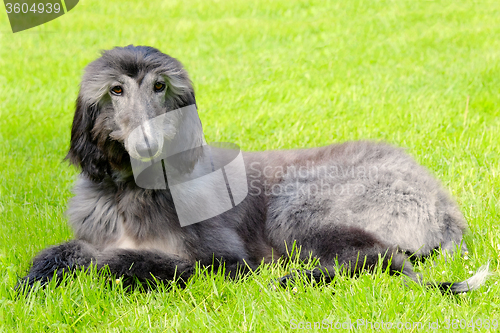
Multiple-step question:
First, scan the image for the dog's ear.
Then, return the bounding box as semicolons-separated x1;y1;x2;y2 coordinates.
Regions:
66;95;110;182
180;91;196;109
166;99;205;174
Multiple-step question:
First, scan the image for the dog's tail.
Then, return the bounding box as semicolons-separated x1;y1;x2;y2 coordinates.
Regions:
399;258;490;294
393;252;490;294
426;263;490;294
276;250;490;295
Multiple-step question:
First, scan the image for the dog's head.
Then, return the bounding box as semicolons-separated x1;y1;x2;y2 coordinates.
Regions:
67;45;204;182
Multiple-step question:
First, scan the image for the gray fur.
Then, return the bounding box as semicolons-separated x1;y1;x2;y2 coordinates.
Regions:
252;142;469;257
18;45;488;294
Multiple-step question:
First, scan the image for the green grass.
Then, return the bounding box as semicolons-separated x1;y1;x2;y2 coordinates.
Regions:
1;0;500;331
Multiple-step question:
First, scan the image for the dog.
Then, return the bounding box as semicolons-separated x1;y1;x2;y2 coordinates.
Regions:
17;45;488;294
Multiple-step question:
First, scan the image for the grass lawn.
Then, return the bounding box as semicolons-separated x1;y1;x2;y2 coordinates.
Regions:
1;0;500;331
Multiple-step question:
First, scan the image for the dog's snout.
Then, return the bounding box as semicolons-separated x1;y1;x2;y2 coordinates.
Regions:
135;137;160;159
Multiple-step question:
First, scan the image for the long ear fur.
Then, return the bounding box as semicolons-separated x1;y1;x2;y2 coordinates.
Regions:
169;99;206;173
65;95;110;182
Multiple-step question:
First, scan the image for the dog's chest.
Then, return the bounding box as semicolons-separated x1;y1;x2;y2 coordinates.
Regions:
68;177;190;259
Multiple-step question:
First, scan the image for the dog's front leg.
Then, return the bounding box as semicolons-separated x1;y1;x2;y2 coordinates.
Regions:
96;249;194;289
16;240;97;290
203;255;257;280
16;240;195;291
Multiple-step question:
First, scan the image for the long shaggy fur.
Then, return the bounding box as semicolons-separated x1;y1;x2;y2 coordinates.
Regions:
18;45;488;294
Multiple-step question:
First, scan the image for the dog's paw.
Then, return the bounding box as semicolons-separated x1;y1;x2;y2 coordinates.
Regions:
268;269;316;290
275;271;295;289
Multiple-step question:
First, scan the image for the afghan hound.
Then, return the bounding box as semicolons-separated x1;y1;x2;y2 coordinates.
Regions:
18;45;488;294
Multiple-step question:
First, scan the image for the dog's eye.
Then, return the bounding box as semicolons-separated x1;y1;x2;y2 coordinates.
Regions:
110;86;123;96
154;82;166;93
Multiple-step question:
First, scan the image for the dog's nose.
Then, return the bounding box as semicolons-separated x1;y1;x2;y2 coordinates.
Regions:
135;139;160;159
